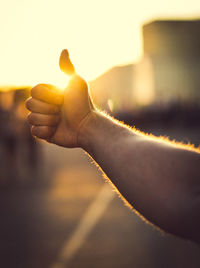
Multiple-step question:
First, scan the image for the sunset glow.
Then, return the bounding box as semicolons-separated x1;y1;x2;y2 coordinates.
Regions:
0;0;200;87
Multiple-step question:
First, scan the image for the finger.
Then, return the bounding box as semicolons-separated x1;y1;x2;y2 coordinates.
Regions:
26;98;60;114
31;84;63;105
28;113;60;126
31;125;56;139
59;49;75;75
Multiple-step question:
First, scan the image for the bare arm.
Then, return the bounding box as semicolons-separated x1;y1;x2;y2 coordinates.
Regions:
26;50;200;243
79;110;200;243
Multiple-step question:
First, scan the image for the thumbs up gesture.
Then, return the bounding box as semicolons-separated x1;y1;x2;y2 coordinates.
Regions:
26;49;95;148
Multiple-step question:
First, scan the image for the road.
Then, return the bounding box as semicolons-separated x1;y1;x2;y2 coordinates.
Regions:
0;126;200;268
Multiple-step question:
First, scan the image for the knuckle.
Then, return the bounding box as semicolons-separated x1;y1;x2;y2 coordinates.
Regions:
31;84;41;97
27;113;33;124
31;126;37;136
25;98;32;110
31;126;51;139
31;86;37;97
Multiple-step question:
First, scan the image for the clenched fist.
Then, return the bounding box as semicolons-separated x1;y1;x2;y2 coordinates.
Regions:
26;49;95;148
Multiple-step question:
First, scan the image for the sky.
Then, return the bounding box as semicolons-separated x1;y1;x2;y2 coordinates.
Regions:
0;0;200;87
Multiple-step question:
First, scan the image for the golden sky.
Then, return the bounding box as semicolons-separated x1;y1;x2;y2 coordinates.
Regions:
0;0;200;87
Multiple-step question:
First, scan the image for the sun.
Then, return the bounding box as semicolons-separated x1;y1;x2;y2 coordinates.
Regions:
53;72;71;92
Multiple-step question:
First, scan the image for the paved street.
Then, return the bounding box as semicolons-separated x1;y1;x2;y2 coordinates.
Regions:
1;126;200;268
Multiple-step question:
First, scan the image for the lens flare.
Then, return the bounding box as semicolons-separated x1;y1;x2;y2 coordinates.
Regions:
107;99;114;112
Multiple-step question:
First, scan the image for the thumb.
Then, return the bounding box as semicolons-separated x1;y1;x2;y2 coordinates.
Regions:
59;49;75;76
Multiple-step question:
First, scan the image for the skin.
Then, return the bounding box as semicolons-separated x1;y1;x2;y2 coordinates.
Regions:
26;49;200;243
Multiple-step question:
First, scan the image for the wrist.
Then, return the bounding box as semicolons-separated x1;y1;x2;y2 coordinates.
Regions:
77;108;144;170
77;109;102;151
77;109;133;153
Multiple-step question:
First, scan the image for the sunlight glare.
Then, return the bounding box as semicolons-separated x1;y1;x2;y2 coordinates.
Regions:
42;70;71;93
54;72;71;92
0;0;200;87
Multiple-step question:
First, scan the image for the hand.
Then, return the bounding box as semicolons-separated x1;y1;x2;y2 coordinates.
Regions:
26;49;95;148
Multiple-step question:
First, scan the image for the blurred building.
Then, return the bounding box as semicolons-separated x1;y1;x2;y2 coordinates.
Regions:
142;20;200;103
89;64;134;111
90;19;200;111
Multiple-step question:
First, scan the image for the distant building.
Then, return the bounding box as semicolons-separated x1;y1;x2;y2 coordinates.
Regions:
89;64;134;111
90;19;200;111
142;20;200;103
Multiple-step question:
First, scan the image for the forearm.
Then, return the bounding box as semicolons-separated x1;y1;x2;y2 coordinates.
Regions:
79;110;200;242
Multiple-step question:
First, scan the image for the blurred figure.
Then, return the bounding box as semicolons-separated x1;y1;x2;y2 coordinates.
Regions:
0;89;41;188
0;107;18;185
14;89;40;184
